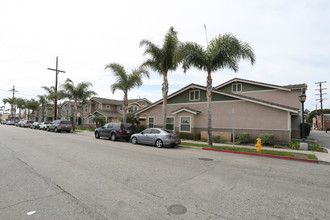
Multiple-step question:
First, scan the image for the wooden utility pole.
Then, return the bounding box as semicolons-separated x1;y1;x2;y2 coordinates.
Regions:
315;81;327;130
47;57;65;121
8;85;18;120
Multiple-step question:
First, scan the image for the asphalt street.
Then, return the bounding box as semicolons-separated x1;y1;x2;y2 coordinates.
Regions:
309;130;330;149
1;125;330;219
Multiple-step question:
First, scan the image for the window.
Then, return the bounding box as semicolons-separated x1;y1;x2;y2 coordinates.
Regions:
166;117;174;131
148;117;154;128
98;103;102;109
84;104;88;113
128;106;138;113
180;116;191;132
106;105;110;109
232;83;242;92
189;90;200;101
120;105;123;110
151;129;160;134
143;128;152;134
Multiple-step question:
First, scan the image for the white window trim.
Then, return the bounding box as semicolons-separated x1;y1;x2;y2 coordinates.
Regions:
166;116;175;131
148;116;155;128
84;104;88;113
179;116;191;133
106;105;110;109
189;90;200;101
232;83;242;92
98;103;102;109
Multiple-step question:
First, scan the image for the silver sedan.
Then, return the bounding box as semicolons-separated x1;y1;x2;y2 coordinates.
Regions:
130;128;181;148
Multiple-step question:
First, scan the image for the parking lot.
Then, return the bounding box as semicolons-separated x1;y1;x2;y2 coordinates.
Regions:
1;125;330;219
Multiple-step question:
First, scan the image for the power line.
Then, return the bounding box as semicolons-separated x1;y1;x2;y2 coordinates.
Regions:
315;81;327;130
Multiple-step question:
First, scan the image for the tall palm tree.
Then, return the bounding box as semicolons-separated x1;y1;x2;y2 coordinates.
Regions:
3;97;16;119
25;99;39;120
178;33;255;147
105;63;149;123
61;78;97;131
41;85;65;120
140;26;180;128
37;95;48;122
16;98;26;119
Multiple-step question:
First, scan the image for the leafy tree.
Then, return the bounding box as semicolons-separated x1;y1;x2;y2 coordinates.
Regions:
25;99;39;120
306;109;330;123
15;98;26;119
120;113;140;125
61;78;97;131
140;26;180;128
105;63;149;123
93;116;106;127
178;33;255;147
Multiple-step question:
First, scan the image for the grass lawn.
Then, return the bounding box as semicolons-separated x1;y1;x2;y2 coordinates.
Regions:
180;142;317;160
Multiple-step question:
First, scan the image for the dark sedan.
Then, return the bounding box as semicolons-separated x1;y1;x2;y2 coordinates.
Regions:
130;128;181;148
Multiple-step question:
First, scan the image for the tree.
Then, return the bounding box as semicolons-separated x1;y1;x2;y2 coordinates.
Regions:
105;63;149;123
61;78;97;131
25;99;39;120
2;97;16;119
93;116;106;128
37;95;49;122
178;33;255;147
140;26;180;128
306;109;330;123
15;98;26;119
41;86;66;120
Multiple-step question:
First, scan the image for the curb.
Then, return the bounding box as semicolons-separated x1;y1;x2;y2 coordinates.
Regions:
202;147;319;163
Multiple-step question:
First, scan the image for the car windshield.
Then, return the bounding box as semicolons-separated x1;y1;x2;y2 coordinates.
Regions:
123;123;132;129
61;121;71;124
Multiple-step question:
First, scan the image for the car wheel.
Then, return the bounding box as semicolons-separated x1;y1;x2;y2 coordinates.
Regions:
111;133;116;141
54;127;58;133
131;137;138;144
155;139;163;148
95;132;100;139
66;130;70;133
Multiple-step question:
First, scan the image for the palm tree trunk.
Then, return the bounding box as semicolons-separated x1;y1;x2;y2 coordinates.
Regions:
42;106;45;122
73;101;77;131
162;72;168;129
123;92;128;123
206;70;213;147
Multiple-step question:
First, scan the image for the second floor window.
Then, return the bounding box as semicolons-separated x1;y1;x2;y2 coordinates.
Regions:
106;105;110;109
189;90;200;101
84;104;88;113
232;83;242;92
98;104;102;109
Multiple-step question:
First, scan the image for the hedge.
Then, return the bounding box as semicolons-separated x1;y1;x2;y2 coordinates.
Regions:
258;133;275;145
235;132;249;144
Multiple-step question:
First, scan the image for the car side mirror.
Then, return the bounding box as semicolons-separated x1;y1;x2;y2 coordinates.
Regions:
141;132;144;135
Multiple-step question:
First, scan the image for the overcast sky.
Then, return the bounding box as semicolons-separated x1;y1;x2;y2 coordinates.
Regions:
0;0;329;112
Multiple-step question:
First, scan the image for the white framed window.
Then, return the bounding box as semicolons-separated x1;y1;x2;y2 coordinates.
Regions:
148;116;154;128
189;90;200;101
106;105;110;109
98;103;102;109
232;83;242;92
84;104;88;113
180;116;191;132
166;117;175;131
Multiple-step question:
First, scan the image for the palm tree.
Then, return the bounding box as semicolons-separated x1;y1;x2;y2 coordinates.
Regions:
3;97;16;120
178;33;255;147
37;95;48;122
41;85;65;120
25;99;39;120
105;63;149;123
140;26;180;128
16;98;26;119
61;78;97;131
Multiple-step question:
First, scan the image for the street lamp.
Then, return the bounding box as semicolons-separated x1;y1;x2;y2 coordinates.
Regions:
299;93;307;142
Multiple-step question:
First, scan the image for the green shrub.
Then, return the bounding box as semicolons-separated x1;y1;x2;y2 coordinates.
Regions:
201;138;207;142
274;144;284;148
258;134;275;145
235;132;249;144
212;135;220;143
221;138;227;143
177;132;200;141
308;142;323;152
289;140;300;150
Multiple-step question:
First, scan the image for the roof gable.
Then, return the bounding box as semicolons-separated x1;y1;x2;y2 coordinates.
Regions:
215;78;292;91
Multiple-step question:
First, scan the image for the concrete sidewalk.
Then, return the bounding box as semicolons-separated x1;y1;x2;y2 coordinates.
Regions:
74;130;330;164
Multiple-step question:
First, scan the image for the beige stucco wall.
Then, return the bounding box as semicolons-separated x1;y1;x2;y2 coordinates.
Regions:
241;89;302;109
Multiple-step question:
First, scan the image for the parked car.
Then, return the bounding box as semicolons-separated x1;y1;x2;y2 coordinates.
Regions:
94;122;133;141
130;128;181;148
22;120;34;128
6;120;15;125
48;120;72;133
39;122;52;130
30;122;40;129
1;119;9;125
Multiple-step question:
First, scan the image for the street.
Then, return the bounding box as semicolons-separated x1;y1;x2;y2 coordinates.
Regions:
1;125;330;220
309;130;330;150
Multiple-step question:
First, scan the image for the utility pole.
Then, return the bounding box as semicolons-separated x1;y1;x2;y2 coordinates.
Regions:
8;85;18;120
47;56;65;121
315;81;327;130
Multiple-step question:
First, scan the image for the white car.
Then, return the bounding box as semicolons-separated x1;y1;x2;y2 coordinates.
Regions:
39;122;52;130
